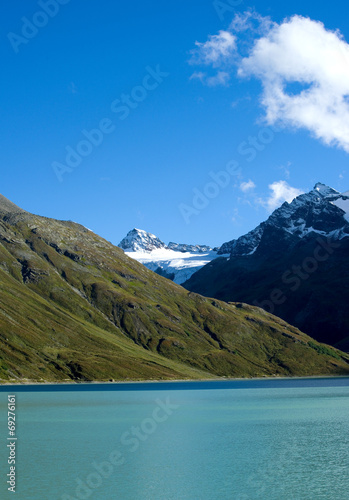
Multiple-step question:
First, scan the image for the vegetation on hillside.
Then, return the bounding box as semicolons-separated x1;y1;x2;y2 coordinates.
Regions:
0;209;348;382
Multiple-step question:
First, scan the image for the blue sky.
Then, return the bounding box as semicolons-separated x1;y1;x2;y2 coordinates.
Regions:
1;0;349;247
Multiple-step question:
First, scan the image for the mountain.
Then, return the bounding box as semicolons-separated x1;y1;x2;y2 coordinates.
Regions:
184;183;349;351
0;193;348;382
119;228;222;284
217;183;349;255
119;228;167;252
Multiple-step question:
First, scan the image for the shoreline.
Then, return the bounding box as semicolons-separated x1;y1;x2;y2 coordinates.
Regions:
1;374;349;390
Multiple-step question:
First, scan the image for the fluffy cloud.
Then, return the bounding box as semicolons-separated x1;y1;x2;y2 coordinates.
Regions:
189;30;236;86
191;12;349;152
240;179;256;192
239;15;349;152
259;180;304;212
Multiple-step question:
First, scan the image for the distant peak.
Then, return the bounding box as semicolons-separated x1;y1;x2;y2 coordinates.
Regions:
129;228;159;238
119;228;166;252
312;183;339;197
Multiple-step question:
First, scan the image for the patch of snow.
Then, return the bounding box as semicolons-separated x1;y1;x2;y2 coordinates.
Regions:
331;196;349;222
125;247;227;284
246;246;258;255
313;182;339;197
167;242;213;253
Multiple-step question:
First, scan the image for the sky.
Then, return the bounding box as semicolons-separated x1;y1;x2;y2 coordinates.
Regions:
1;0;349;248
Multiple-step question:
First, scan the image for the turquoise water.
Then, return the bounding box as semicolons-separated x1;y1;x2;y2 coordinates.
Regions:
1;378;349;499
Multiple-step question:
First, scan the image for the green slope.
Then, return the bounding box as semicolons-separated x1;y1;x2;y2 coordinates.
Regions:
0;204;348;382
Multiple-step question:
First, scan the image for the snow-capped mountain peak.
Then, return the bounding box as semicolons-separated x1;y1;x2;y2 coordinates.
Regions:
218;183;349;257
118;230;223;284
118;228;166;252
312;182;339;197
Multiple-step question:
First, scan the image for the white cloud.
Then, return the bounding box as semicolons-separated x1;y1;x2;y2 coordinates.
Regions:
229;10;273;36
190;70;230;87
258;180;304;212
190;13;349;153
189;30;236;86
190;30;236;67
240;179;256;192
238;15;349;152
206;71;230;87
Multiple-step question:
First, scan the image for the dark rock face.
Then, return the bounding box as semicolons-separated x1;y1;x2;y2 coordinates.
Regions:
154;267;175;280
184;184;349;351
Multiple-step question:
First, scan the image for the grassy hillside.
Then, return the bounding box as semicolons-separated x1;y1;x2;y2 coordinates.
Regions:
0;206;348;382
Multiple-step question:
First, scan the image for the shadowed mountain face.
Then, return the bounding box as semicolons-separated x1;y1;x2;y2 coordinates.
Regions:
0;195;348;382
184;184;349;351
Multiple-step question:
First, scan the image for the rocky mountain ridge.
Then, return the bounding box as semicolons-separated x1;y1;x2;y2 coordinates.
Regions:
218;183;349;256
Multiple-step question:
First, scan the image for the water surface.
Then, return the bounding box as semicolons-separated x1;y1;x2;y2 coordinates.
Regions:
0;378;348;499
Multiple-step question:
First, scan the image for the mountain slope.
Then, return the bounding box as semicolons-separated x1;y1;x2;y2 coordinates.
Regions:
184;183;349;350
0;194;348;381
